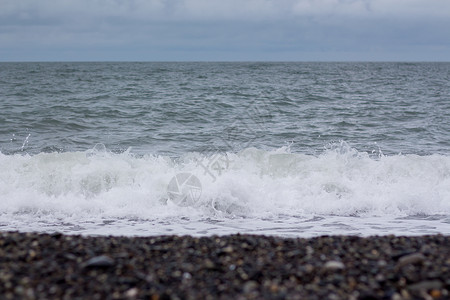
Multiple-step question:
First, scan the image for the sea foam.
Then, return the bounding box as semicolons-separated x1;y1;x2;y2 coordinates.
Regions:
1;144;449;235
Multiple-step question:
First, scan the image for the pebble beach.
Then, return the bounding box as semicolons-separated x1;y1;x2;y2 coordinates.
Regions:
0;232;449;299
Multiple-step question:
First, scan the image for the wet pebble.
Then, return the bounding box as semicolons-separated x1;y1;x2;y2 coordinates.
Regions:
82;255;115;269
0;232;448;299
396;252;425;268
323;260;345;271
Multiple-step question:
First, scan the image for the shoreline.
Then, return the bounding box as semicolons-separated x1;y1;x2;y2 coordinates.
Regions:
0;232;448;299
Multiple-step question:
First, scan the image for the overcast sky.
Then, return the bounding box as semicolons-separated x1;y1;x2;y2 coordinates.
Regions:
1;0;450;61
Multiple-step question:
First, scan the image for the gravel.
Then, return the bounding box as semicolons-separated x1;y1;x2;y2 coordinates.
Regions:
0;232;449;299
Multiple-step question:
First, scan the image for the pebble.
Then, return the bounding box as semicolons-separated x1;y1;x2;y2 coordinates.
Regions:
430;289;441;298
323;260;345;271
396;252;425;268
0;232;448;299
124;287;139;299
407;280;442;292
243;281;258;293
82;255;115;269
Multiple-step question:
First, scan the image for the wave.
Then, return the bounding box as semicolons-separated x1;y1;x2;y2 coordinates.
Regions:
0;142;449;225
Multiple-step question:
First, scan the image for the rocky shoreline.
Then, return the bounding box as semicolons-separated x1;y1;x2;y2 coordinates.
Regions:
0;232;449;299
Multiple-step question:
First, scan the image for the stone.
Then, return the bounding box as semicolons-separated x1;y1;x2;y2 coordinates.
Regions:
82;255;114;269
407;280;442;292
243;281;258;293
125;287;139;299
323;261;345;271
396;253;425;268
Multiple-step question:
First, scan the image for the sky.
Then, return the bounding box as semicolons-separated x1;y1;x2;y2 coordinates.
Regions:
1;0;450;61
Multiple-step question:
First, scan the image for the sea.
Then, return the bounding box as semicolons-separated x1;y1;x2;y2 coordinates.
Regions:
0;62;449;238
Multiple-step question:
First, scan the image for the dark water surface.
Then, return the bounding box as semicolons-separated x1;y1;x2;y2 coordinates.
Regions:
1;62;449;156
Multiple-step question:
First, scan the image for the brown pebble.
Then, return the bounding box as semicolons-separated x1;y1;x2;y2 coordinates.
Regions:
204;259;215;269
222;246;234;253
430;289;441;298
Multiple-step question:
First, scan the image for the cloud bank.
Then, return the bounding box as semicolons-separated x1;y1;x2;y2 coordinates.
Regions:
1;0;449;61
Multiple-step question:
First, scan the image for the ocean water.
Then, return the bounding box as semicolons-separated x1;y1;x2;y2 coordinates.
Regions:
0;62;449;237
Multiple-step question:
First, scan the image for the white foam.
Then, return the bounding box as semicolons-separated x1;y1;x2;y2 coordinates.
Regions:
1;143;449;236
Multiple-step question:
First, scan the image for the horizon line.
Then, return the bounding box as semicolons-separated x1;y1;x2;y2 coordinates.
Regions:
1;60;449;63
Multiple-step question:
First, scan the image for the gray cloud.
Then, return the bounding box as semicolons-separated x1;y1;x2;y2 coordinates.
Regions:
1;0;449;61
3;0;450;22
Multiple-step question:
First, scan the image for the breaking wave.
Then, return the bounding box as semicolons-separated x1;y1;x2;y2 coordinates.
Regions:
1;142;449;227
